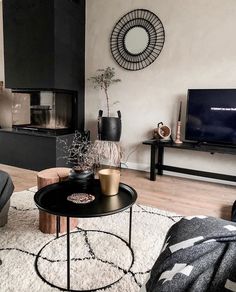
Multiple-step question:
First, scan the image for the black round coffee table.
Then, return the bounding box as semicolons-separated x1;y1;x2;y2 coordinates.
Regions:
34;179;137;291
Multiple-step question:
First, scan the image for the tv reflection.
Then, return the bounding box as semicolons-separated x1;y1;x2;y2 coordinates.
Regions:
187;111;236;144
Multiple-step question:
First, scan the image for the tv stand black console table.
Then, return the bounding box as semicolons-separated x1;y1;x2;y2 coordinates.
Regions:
143;139;236;182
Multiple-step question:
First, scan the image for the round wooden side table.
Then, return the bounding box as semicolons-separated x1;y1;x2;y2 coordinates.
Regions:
37;167;78;234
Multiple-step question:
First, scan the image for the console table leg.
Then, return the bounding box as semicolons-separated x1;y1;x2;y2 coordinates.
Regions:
150;144;157;181
129;207;133;247
157;146;164;175
67;216;70;291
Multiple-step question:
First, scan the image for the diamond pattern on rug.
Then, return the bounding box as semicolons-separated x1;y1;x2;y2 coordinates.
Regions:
0;188;182;292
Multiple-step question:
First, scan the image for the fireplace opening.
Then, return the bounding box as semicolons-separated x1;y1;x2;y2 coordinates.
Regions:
12;90;77;135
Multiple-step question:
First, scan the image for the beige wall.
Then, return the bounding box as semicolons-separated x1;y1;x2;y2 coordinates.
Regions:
85;0;236;181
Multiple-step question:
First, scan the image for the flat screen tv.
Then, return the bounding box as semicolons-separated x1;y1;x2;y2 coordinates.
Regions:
185;89;236;145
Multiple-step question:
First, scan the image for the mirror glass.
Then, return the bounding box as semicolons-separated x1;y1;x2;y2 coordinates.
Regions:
124;27;149;55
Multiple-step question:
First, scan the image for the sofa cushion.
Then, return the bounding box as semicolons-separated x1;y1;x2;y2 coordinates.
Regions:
0;170;14;211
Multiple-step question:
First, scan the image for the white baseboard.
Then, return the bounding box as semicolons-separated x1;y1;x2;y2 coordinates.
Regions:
121;161;149;172
122;161;236;186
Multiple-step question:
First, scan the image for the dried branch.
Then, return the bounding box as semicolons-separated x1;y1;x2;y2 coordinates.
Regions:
57;132;99;172
88;67;121;117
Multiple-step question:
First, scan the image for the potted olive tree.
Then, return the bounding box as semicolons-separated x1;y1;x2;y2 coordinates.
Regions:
88;67;122;141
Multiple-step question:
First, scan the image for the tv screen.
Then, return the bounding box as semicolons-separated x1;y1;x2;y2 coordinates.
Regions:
185;89;236;145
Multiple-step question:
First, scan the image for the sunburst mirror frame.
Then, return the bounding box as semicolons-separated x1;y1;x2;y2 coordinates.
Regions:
110;9;165;71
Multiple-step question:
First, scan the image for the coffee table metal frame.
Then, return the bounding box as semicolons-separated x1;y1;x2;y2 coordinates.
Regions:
34;179;137;291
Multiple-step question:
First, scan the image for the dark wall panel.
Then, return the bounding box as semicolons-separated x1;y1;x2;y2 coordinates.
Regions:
0;131;77;171
2;0;54;89
0;131;56;170
2;0;85;93
54;0;85;91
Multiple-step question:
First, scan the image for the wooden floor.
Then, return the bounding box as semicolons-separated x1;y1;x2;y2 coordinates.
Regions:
1;164;235;220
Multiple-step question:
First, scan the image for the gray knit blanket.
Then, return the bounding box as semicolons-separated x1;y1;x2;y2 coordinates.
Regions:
142;216;236;292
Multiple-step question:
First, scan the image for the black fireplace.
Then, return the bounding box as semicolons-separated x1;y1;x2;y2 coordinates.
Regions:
0;89;83;170
12;90;78;135
0;0;86;171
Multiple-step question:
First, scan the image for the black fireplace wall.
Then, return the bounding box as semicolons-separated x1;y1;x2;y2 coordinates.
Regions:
3;0;85;131
0;0;86;170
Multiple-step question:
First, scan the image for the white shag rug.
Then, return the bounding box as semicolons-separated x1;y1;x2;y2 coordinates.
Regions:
0;187;182;292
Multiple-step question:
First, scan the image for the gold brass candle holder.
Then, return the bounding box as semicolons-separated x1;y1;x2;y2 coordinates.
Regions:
98;169;120;196
175;121;183;144
174;101;183;144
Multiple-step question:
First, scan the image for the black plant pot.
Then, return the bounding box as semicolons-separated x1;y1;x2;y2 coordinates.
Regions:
98;110;122;142
69;169;94;180
68;169;94;187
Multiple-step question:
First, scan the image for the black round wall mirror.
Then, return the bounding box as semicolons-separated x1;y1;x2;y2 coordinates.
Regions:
110;9;165;71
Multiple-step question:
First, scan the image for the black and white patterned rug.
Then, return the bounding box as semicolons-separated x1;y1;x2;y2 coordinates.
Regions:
0;187;182;292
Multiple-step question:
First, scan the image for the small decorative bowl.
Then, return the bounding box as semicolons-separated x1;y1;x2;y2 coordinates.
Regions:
67;193;95;204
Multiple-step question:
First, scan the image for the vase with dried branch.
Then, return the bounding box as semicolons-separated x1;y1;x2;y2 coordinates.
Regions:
88;67;122;142
58;132;99;180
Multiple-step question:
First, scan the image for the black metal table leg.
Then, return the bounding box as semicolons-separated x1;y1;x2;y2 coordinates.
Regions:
67;216;70;291
129;207;133;247
56;216;60;238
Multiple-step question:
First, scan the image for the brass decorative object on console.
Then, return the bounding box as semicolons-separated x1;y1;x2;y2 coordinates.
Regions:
153;122;171;141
